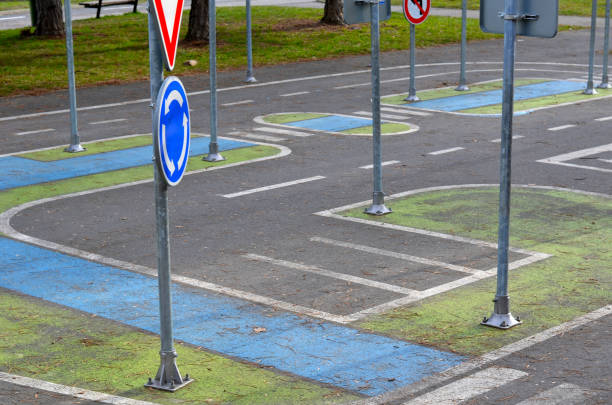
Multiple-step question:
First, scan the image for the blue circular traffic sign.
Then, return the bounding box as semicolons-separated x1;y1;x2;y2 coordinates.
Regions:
154;76;191;186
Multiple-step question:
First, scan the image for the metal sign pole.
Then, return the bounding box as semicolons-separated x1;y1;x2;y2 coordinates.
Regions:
405;23;420;101
145;1;190;390
482;0;521;330
204;0;225;161
63;0;85;153
585;0;598;95
456;0;470;91
599;0;611;88
245;0;256;83
365;0;391;216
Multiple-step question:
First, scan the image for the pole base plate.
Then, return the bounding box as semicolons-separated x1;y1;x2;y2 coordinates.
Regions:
455;84;470;91
481;312;522;329
245;76;257;83
145;375;193;392
203;153;225;162
404;95;420;102
364;204;392;216
597;82;611;89
583;88;598;95
64;144;86;153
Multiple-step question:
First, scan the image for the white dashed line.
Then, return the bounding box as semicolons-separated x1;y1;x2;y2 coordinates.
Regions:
0;16;26;21
402;367;528;405
221;175;325;198
490;135;524;143
359;160;400;169
428;147;465;155
89;118;127;125
221;99;254;107
594;115;612;121
244;253;420;296
547;124;576;131
280;91;310;97
381;107;431;116
253;127;312;137
15;128;55;136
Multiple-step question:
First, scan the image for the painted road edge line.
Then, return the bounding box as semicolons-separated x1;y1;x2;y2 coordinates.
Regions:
359;160;400;169
0;371;157;405
221;175;325;198
402;367;528;405
350;305;612;405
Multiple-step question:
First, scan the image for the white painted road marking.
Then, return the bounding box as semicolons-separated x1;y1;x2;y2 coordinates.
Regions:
15;128;55;136
221;99;254;107
490;135;524;143
594;115;612;121
280;91;310;97
516;383;593;404
221;175;325;198
428;147;465;155
547;124;576;131
402;367;528;405
381;106;431;116
537;142;612;173
0;16;26;21
244;253;420;296
0;371;156;405
359;160;400;169
311;236;486;275
89;118;127;125
244;133;286;142
353;111;414;121
253;126;312;137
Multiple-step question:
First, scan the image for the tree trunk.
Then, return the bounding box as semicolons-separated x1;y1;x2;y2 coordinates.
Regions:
185;0;209;42
321;0;344;25
34;0;64;36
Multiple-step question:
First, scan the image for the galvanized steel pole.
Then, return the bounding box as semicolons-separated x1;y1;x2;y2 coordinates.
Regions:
599;0;611;88
245;0;256;83
585;0;598;94
63;0;85;153
365;0;391;216
456;0;469;91
146;1;190;390
204;0;225;161
482;0;521;329
405;23;419;101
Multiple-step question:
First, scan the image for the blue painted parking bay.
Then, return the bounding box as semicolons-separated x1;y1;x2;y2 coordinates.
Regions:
0;137;252;191
0;237;465;396
287;115;373;132
406;80;586;111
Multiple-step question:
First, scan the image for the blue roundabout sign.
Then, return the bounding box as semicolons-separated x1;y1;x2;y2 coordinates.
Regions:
154;76;191;186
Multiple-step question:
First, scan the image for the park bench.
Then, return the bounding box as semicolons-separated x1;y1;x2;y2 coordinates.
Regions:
79;0;139;19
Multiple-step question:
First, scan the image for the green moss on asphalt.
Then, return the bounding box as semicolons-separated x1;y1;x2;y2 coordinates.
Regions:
342;187;611;356
0;292;358;404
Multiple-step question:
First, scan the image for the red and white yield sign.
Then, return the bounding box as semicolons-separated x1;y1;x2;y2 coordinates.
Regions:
151;0;185;70
403;0;431;25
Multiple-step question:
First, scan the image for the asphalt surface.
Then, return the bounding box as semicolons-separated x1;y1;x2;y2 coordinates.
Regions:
1;20;611;405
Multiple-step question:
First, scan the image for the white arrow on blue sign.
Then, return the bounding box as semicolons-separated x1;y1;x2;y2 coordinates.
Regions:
154;76;191;186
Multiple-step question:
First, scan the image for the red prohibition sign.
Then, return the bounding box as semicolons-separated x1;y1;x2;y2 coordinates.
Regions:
403;0;431;25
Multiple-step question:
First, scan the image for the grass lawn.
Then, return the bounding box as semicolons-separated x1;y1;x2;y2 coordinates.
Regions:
0;7;502;96
392;0;611;17
0;0;81;12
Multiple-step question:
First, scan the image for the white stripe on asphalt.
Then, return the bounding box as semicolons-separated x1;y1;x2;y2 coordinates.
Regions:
244;253;420;296
516;383;593;404
89;118;127;125
490;135;524;143
280;91;310;97
221;175;325;198
221;99;254;106
359;160;400;169
311;237;486;275
599;158;612;163
15;128;55;136
537;143;612;174
253;126;312;137
594;115;612;121
0;16;26;21
0;371;156;405
402;367;528;405
244;133;286;142
547;124;576;131
353;111;414;120
381;107;431;116
428;147;465;155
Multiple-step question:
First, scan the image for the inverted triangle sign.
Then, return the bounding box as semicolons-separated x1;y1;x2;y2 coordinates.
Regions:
152;0;185;70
